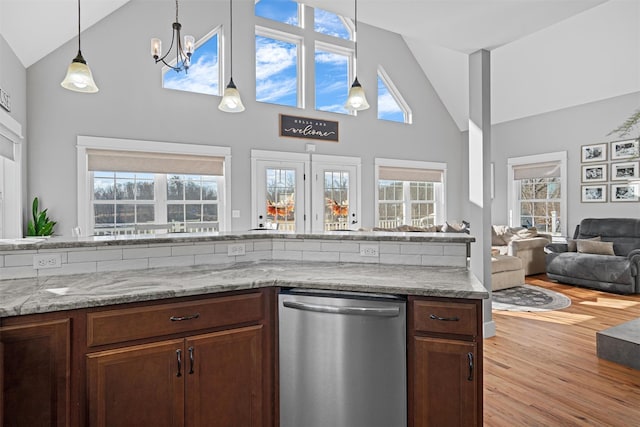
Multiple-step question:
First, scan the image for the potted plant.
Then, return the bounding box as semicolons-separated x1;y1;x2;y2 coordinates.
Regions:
27;197;57;236
609;108;640;143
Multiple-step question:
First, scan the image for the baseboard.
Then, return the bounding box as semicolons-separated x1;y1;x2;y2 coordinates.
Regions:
483;320;496;338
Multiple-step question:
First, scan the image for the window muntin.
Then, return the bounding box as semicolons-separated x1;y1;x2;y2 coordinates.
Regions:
255;0;299;27
162;30;221;96
314;8;351;40
167;174;219;224
517;177;561;234
315;46;349;114
378;180;436;228
265;167;296;231
323;170;349;230
255;33;299;107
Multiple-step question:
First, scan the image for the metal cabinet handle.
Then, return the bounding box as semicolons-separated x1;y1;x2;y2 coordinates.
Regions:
176;349;182;377
467;352;474;381
429;314;460;322
188;346;194;374
170;313;200;322
283;300;400;317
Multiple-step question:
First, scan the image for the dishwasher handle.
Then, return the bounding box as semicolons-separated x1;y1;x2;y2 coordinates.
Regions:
282;300;400;317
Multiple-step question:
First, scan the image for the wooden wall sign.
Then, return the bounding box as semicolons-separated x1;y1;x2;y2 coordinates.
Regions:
279;114;339;142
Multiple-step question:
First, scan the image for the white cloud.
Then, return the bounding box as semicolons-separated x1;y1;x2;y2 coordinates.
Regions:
256;77;297;102
378;92;403;114
314;9;349;39
317;103;347;114
256;37;297;81
163;53;219;95
315;50;347;65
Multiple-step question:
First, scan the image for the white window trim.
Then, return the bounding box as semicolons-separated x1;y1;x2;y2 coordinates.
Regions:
507;151;567;235
77;136;231;236
0;109;23;238
377;66;412;124
374;158;447;226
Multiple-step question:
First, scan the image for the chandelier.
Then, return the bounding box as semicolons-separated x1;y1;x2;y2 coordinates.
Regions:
151;0;195;73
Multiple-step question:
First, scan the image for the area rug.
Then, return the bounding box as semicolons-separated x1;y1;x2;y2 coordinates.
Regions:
492;284;571;312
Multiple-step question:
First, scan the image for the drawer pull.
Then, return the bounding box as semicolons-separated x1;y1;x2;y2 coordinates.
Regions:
467;352;474;381
176;349;182;377
429;314;460;322
169;313;200;322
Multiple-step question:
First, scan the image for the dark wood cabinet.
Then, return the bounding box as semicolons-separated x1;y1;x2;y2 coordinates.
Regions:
85;291;271;427
408;297;483;427
1;319;71;427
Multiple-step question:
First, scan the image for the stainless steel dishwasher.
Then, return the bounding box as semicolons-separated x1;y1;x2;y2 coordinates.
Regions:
278;288;407;427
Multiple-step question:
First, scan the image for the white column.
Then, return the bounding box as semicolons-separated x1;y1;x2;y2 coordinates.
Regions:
468;49;495;338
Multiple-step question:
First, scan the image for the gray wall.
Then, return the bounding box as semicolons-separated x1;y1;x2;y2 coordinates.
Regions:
491;92;640;236
26;0;464;236
0;33;28;232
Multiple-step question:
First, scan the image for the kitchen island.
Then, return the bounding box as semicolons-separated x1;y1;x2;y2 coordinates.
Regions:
0;232;487;427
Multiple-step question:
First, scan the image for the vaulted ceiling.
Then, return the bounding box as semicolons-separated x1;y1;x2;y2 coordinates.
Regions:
2;0;636;130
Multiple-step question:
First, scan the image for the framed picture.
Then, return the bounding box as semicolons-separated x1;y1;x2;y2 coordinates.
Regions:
611;161;640;181
581;185;607;203
581;163;607;182
610;139;640;160
611;183;639;202
581;143;607;162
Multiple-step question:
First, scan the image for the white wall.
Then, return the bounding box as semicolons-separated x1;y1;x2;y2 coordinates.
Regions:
26;0;464;236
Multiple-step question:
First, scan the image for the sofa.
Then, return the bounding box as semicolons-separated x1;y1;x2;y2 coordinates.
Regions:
491;225;552;276
545;218;640;294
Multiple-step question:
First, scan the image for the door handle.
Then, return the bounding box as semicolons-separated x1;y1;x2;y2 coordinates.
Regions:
283;300;400;317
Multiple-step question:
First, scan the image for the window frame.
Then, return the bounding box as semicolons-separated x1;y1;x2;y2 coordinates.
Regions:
374;158;447;227
507;151;567;236
77;136;231;236
377;66;412;124
314;41;353;114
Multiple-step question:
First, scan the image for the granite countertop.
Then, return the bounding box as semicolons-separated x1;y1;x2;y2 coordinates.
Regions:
0;261;487;318
0;230;474;251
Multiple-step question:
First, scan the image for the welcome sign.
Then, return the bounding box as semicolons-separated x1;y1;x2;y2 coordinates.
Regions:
279;114;339;142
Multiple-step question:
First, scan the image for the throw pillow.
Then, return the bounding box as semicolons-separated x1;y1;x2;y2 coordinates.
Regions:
577;239;615;255
567;236;601;252
514;227;538;239
442;221;467;233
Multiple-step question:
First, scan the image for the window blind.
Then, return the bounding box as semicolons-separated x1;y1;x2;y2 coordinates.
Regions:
513;161;560;180
87;149;225;176
378;166;443;182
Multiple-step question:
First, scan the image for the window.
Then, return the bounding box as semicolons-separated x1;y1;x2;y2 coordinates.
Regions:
508;152;567;236
256;3;355;113
162;29;221;96
377;67;411;124
77;137;231;236
314;8;351;40
375;159;446;228
255;0;299;27
255;30;300;107
315;44;350;114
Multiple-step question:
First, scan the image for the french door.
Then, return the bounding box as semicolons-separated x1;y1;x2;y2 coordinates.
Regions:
311;155;360;232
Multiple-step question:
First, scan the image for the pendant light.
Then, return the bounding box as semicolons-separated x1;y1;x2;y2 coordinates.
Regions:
344;0;369;111
61;0;99;93
150;0;195;73
218;0;245;113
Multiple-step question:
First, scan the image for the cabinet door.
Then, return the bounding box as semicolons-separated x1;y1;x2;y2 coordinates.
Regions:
185;325;263;427
87;339;185;427
412;336;477;427
1;319;70;427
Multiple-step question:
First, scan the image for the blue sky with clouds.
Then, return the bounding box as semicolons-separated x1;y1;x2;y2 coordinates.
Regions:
163;0;406;122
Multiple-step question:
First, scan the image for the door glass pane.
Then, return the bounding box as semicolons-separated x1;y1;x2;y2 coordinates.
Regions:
266;167;296;231
324;170;349;230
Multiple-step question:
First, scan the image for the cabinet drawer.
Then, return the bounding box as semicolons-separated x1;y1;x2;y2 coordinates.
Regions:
87;292;264;347
413;300;478;336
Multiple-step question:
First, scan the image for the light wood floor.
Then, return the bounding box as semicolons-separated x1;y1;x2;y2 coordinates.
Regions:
484;275;640;427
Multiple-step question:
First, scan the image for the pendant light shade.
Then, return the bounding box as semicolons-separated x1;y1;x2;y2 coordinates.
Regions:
218;0;244;113
344;0;368;111
61;0;99;93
